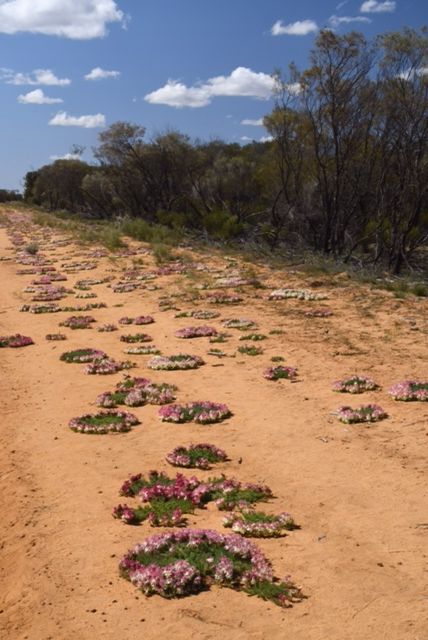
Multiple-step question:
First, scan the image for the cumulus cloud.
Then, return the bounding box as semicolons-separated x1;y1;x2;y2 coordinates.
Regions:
49;111;106;128
49;153;82;160
329;15;372;27
0;0;125;39
360;1;396;12
1;68;70;85
84;66;120;80
271;19;319;36
18;88;63;104
145;67;276;108
260;135;274;142
241;118;264;126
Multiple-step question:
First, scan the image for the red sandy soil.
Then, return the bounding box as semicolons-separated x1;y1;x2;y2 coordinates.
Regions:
0;208;427;640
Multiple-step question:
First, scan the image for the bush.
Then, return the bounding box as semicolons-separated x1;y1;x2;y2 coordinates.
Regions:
25;242;39;255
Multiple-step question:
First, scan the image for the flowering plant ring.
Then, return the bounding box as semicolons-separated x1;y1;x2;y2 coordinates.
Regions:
120;333;153;343
207;293;243;305
69;410;139;434
119;528;303;607
222;318;258;331
175;326;218;339
223;509;296;538
175;310;220;320
118;471;273;512
134;316;155;325
0;334;34;348
97;378;177;408
85;357;135;375
264;366;297;381
148;354;205;371
20;303;61;313
59;315;96;329
98;323;118;332
61;303;106;312
159;402;232;424
60;348;106;363
332;376;379;394
113;503;186;527
214;276;257;287
335;404;387;424
388;381;428;402
123;345;161;355
268;289;328;301
305;309;333;318
166;444;228;469
193;310;221;320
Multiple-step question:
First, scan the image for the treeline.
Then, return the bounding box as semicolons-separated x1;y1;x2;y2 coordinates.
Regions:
24;27;428;273
0;189;22;203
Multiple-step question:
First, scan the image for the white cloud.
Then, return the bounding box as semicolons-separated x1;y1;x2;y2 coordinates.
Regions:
0;0;125;39
260;135;274;143
50;153;82;160
397;66;428;81
241;118;264;126
329;15;372;27
271;19;319;36
145;67;276;108
49;111;106;128
18;88;63;104
360;1;396;13
145;81;211;108
1;68;70;85
241;136;253;142
84;66;120;80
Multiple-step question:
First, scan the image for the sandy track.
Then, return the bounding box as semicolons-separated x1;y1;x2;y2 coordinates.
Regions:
0;211;427;640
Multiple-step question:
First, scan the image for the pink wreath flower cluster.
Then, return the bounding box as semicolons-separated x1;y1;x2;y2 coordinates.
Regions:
206;293;243;305
118;471;272;514
223;510;295;538
98;323;118;332
175;326;218;339
68;410;140;434
159;401;232;424
388;381;428;401
0;334;34;348
166;443;228;469
120;333;153;343
119;529;302;607
85;357;135;375
59;315;96;329
148;354;205;370
336;404;387;424
119;315;154;325
97;376;176;408
269;288;328;301
264;366;298;381
332;375;379;394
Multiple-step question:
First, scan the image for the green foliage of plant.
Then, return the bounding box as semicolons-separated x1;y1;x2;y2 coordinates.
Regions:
84;414;125;427
237;345;263;356
25;242;39;255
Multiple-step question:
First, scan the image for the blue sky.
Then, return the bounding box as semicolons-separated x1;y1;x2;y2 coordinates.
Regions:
0;0;426;190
